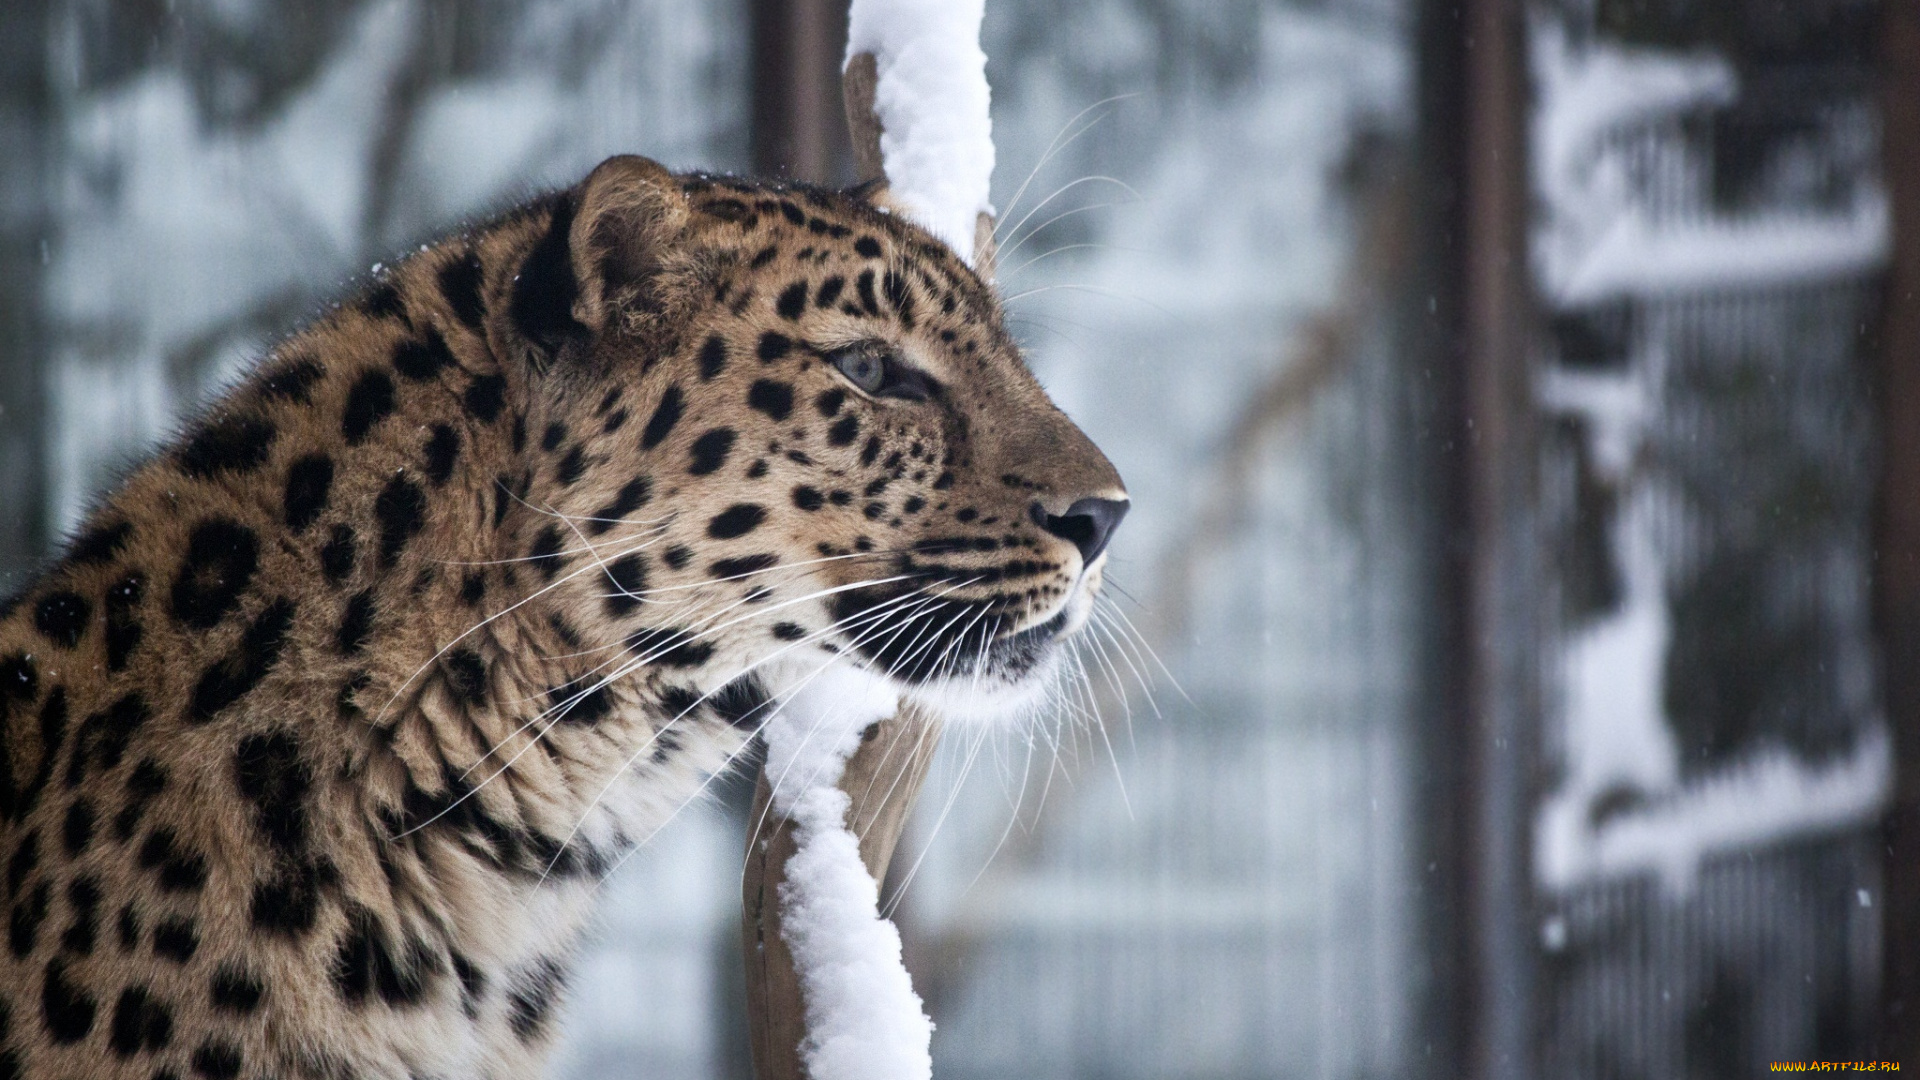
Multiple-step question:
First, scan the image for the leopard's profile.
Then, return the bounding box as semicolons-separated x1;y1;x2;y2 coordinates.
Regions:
0;155;1126;1079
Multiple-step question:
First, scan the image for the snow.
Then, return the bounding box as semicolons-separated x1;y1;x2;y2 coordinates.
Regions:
1528;17;1892;894
846;0;995;263
759;665;934;1080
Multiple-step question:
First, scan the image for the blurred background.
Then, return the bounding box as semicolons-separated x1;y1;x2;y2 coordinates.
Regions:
0;0;1915;1076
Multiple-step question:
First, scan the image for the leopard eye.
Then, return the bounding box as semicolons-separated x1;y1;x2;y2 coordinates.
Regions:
833;346;888;394
828;344;935;401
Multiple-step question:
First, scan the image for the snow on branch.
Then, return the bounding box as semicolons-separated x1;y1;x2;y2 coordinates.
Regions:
846;0;995;264
761;667;934;1080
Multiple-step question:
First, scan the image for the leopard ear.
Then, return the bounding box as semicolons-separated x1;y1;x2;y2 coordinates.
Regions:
569;155;690;333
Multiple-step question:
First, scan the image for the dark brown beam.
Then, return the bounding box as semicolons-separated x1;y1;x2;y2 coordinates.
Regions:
1419;0;1538;1074
749;0;853;183
1878;0;1920;1057
0;0;52;596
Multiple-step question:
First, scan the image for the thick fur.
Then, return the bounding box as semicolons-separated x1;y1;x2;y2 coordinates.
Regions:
0;156;1124;1079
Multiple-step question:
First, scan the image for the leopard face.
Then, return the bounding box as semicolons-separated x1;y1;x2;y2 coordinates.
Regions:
0;154;1124;1079
527;156;1128;724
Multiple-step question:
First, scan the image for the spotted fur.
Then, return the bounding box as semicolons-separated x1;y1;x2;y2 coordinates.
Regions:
0;156;1125;1078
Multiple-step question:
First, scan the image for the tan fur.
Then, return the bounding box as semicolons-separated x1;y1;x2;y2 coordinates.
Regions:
0;155;1123;1079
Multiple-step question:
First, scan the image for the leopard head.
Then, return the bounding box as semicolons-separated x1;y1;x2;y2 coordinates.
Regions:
509;155;1127;724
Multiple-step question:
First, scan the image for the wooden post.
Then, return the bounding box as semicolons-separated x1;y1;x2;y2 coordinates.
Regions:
740;706;944;1079
739;43;989;1077
1878;0;1920;1056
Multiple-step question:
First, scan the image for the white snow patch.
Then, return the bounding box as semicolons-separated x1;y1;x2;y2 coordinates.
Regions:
847;0;995;263
760;665;934;1080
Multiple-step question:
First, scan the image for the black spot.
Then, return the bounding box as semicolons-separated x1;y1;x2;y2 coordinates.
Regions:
443;648;488;706
32;593;89;650
863;502;885;520
710;555;777;579
815;276;845;309
699;335;729;380
688;429;736;475
540;421;567;452
358;281;406;321
587;477;652;536
814;388;846;417
903;496;926;514
642;386;684;449
191;1038;242;1079
861;436;883;467
423;425;460;486
512;415;527;453
334;591;374;656
464;373;508;423
332;907;440;1007
64;521;133;567
777;200;806;226
657;685;700;718
341;369;397;445
375;475;427;568
6;831;37;897
282;453;335;533
109;985;174;1056
757;332;792;362
459;570;486;606
709;676;772;730
510;193;586;355
791;486;825;511
624;626;716;668
392;327;454;382
249;859;335;938
41;958;95;1044
933;470;955;490
547;678;614;725
258;357;325;403
603;554;649;618
507;959;566;1042
61;800;92;858
234;731;310;856
603;408;628;433
746;458;770;479
178;415;277;479
10;880;48;958
528;525;566;581
776;281;809;320
854;236;882;259
210;967;263;1014
117;903;138;951
663;545;693;570
452;953;486;1018
0;654;36;715
114;760;166;842
8;690;65;824
170;518;260;631
883;270;915;327
855;269;880;314
827;416;860;447
748;380;794;421
59;876;100;956
707;504;766;540
440;250;487;329
319;525;357;584
66;692;149;789
771;622;807;641
190;599;295;723
556;445;589;486
139;833;207;895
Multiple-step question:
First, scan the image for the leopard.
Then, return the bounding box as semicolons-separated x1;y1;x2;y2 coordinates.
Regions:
0;154;1128;1079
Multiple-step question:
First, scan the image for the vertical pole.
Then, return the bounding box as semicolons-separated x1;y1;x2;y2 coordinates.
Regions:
1423;0;1537;1074
749;0;853;183
1877;0;1920;1057
0;0;51;595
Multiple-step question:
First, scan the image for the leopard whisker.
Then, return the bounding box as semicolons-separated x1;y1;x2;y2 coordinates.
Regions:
994;93;1139;232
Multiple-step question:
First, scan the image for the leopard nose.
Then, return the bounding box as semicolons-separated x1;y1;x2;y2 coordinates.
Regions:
1032;497;1130;568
